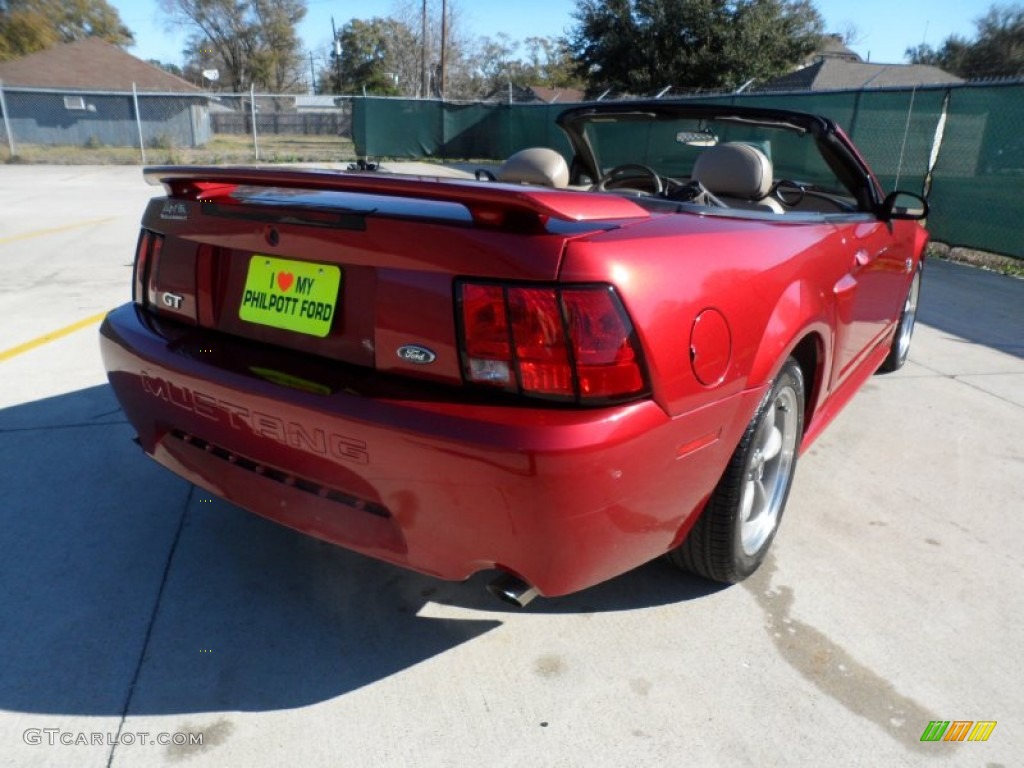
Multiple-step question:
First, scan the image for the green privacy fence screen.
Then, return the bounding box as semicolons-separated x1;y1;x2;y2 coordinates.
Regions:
351;82;1024;258
924;84;1024;259
351;100;574;163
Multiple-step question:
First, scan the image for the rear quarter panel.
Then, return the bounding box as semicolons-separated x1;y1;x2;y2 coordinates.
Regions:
560;212;851;420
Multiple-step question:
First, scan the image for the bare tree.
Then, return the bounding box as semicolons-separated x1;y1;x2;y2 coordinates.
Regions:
161;0;306;92
389;0;473;97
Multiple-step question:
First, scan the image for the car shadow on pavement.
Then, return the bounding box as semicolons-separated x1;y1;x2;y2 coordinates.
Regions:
0;384;719;717
918;258;1024;359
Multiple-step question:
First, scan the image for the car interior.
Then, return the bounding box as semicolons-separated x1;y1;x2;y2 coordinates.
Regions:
491;141;855;216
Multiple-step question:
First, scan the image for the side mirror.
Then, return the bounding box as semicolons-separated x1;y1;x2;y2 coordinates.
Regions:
880;191;928;221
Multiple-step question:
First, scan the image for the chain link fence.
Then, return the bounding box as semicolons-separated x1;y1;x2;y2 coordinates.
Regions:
0;84;356;165
1;79;1022;258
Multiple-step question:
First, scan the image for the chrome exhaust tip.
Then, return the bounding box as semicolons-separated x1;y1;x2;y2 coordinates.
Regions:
486;572;539;608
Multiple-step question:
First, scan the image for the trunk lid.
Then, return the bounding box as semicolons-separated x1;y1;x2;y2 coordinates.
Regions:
138;166;648;387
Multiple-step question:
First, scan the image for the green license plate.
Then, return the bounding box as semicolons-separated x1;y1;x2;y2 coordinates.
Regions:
239;255;341;338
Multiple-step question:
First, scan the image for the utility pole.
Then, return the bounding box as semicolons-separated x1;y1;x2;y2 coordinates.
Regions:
440;0;447;99
309;51;316;94
420;0;427;98
331;16;342;92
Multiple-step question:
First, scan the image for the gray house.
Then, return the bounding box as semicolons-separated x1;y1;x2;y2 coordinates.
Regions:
0;38;212;148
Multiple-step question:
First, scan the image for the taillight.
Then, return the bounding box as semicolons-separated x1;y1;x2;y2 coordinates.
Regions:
460;284;512;385
457;281;648;404
132;229;163;306
510;287;573;396
562;288;646;397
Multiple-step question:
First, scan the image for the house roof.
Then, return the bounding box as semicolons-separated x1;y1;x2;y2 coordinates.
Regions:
0;38;201;92
481;84;586;104
809;35;862;63
764;58;963;91
528;86;585;104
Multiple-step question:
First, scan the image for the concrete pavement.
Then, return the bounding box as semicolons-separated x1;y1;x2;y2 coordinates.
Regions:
0;166;1020;767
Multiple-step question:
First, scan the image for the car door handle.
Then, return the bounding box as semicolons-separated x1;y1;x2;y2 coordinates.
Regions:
853;248;871;268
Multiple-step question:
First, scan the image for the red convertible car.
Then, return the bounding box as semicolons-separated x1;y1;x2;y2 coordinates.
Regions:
100;102;928;605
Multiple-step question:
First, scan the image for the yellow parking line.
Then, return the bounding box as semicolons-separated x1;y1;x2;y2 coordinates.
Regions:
0;216;117;245
0;311;109;362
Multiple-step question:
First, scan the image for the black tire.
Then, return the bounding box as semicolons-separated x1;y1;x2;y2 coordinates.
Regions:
668;358;805;583
877;262;923;373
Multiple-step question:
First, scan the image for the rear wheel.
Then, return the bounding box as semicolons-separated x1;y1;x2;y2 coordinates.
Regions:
668;358;804;583
877;263;922;373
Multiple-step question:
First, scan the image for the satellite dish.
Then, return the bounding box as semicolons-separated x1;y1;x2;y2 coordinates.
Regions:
202;69;220;82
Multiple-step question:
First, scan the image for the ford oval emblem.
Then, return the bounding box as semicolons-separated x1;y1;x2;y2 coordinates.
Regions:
397;345;437;365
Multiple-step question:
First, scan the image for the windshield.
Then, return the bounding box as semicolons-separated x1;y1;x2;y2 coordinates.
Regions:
582;114;856;200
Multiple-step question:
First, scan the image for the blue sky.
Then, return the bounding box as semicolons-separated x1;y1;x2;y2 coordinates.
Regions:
111;0;989;71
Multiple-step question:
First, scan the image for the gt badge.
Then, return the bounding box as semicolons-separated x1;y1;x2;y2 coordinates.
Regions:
162;292;184;309
160;201;188;221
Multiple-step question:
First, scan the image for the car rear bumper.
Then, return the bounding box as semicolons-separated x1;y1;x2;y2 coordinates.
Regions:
100;304;758;597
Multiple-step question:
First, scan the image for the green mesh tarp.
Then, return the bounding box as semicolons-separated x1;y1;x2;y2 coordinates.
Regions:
927;84;1024;258
844;89;945;193
352;99;572;161
503;104;574;159
352;98;442;158
352;85;1024;259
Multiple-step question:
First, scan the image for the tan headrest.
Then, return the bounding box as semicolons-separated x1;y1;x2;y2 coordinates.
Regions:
693;143;774;200
496;147;570;189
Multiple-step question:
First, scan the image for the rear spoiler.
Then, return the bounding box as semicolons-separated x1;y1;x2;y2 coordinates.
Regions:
144;166;649;225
